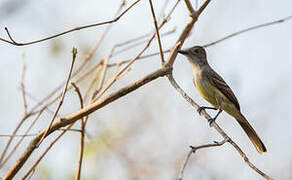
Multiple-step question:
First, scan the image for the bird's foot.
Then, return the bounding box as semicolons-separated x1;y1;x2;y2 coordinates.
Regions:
208;118;215;127
197;106;217;115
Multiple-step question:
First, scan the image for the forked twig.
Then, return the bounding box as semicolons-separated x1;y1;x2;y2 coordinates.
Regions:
178;138;229;180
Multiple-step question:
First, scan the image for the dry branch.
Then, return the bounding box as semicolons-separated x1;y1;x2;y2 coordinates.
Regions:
2;0;284;179
0;0;138;46
148;0;165;64
204;15;292;47
3;67;172;180
37;48;78;146
71;83;85;180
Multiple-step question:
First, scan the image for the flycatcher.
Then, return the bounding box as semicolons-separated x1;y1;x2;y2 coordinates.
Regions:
178;46;267;153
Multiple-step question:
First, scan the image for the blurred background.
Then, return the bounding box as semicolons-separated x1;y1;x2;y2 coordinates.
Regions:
0;0;292;179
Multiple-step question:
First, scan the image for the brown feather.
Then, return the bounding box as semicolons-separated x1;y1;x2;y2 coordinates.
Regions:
208;70;241;111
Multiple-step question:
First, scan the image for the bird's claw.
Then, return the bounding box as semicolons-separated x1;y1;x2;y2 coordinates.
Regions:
197;107;204;115
208;118;215;127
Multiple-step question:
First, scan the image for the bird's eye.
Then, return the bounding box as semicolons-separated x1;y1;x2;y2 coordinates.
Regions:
194;49;199;53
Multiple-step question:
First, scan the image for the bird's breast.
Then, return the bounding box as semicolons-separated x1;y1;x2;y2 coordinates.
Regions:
194;74;219;108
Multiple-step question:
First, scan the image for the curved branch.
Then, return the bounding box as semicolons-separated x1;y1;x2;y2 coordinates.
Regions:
204;15;292;47
0;0;140;46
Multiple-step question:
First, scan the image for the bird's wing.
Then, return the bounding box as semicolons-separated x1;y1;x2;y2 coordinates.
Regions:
208;69;240;111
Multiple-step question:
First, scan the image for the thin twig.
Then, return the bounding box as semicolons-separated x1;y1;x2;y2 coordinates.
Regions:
158;0;170;22
148;0;165;64
20;54;28;115
59;128;82;133
17;88;57;115
0;110;43;168
83;63;103;101
203;15;292;47
71;83;85;180
112;27;176;57
37;48;78;146
0;115;30;164
0;134;38;137
21;124;74;180
178;139;228;180
107;49;172;67
0;0;139;46
94;54;112;98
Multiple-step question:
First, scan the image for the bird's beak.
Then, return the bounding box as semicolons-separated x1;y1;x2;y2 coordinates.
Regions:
178;49;188;55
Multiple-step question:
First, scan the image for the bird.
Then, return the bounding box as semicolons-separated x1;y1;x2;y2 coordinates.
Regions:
178;46;267;153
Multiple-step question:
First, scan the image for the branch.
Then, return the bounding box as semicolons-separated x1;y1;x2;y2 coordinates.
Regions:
204;15;292;47
71;83;85;180
178;139;229;180
37;48;78;146
3;66;172;180
20;55;27;115
167;73;272;180
148;0;165;64
21;124;75;180
0;110;43;168
0;0;139;46
3;0;211;178
107;49;171;67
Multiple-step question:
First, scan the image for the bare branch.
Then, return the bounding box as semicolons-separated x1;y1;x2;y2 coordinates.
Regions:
3;66;172;180
0;0;139;46
0;110;43;168
204;15;292;47
148;0;165;64
71;83;85;180
21;124;74;180
83;63;103;101
37;48;78;146
0;134;37;137
112;28;176;57
178;139;229;180
20;54;27;115
107;49;171;67
2;1;210;178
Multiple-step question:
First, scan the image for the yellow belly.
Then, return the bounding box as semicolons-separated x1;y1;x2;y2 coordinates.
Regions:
195;78;240;118
195;78;219;109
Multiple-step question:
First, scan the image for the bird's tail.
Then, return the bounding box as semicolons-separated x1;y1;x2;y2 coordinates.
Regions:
235;113;267;153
